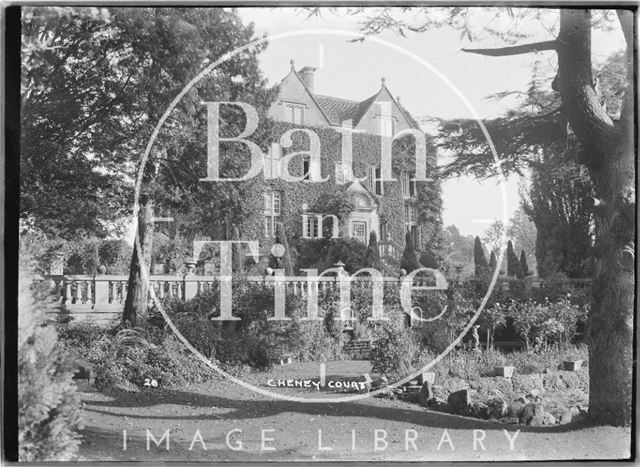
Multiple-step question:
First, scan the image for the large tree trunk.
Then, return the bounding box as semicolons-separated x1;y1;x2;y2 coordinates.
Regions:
462;7;635;425
122;198;154;327
557;9;635;425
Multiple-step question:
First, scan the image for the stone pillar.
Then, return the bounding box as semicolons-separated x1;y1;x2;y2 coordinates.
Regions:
49;253;64;275
93;276;111;309
183;268;198;301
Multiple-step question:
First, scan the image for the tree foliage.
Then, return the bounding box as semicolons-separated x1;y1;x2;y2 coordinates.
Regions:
473;236;489;277
400;231;421;273
364;231;381;270
523;166;594;278
520;249;530;276
18;252;81;460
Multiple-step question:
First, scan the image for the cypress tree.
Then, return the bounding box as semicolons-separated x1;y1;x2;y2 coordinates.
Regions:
275;222;294;276
400;231;421;273
365;231;381;270
231;224;243;273
489;250;498;271
506;240;517;277
507;241;525;278
473;236;489;277
520;249;530;276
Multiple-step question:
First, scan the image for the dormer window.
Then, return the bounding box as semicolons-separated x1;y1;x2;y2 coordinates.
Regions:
380;117;394;137
283;102;304;124
377;102;395;137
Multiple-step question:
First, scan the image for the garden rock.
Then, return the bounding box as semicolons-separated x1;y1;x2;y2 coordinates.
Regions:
530;410;556;426
559;408;573;424
487;397;508;419
572;405;588;422
447;389;471;414
507;396;528;418
519;402;544;425
542;411;556;425
467;401;490;419
418;381;434;407
426;398;448;411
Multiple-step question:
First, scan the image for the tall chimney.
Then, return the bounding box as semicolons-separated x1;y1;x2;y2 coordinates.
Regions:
298;66;317;92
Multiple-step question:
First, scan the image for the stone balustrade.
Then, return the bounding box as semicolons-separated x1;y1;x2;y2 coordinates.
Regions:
33;272;591;326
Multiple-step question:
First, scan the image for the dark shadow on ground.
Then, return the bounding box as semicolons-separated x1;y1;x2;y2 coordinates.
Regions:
83;387;593;434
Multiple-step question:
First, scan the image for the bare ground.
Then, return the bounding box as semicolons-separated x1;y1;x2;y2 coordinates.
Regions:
77;360;631;462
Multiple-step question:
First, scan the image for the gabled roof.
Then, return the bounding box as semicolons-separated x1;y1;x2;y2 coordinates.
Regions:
314;93;377;127
278;62;420;131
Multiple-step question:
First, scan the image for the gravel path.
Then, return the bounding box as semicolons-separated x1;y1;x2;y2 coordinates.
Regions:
77;367;631;462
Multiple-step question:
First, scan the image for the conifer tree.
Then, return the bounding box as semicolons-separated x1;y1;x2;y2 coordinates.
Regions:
400;231;421;273
489;250;498;271
473;236;489;277
364;231;381;270
520;249;530;276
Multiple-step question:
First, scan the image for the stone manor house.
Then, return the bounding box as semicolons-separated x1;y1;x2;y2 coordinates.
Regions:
241;61;438;262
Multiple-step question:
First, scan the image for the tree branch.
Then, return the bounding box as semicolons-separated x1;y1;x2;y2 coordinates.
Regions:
462;40;558;56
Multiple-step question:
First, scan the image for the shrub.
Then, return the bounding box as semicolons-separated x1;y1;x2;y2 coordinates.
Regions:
369;321;420;381
477;303;507;349
20;230;133;275
85;329;214;390
162;279;342;369
294;322;342;362
294;238;368;273
19;257;81;461
444;348;506;379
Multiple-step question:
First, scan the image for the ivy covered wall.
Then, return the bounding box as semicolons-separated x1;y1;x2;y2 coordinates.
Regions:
237;121;443;261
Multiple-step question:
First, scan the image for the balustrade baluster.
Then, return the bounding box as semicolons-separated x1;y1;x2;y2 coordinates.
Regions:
64;281;72;304
86;279;93;304
158;281;165;299
109;281;115;304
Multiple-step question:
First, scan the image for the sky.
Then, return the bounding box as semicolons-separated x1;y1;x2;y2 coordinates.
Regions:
236;7;625;237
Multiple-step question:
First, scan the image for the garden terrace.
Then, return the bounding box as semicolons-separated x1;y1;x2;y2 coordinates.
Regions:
34;273;592;326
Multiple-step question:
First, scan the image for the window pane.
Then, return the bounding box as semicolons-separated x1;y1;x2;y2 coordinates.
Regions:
306;217;318;238
264;193;271;213
375;167;383;195
293;106;302;124
284;105;293;122
273;192;281;215
302;159;310;180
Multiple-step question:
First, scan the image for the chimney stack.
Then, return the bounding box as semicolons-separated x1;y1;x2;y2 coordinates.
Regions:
298;66;317;92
